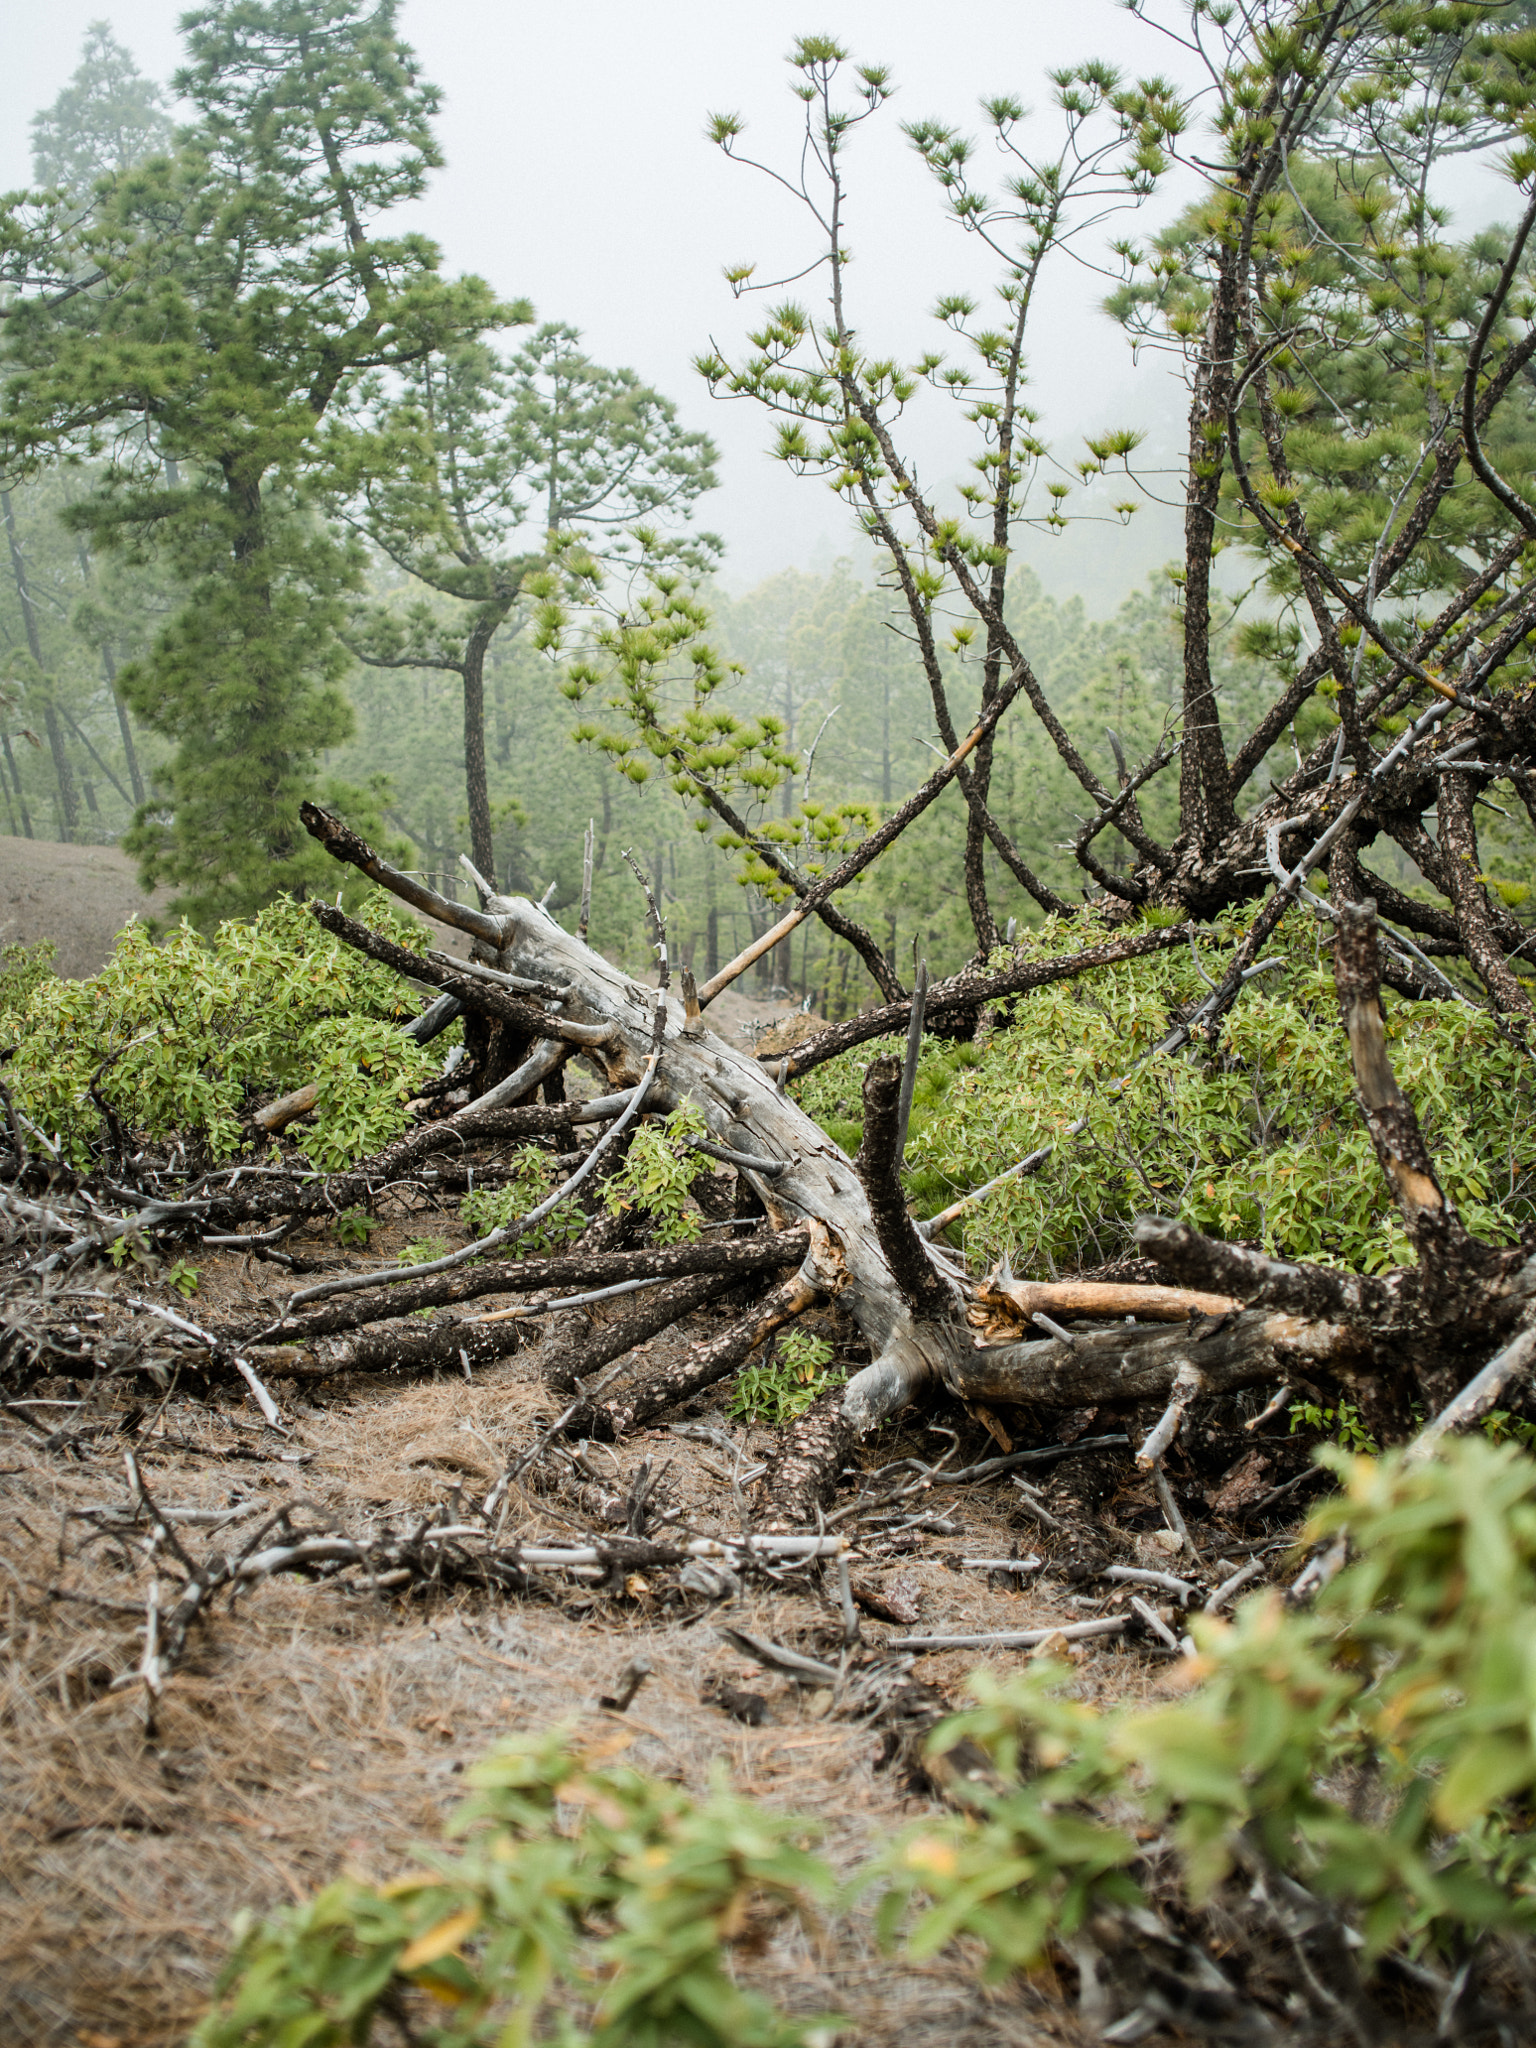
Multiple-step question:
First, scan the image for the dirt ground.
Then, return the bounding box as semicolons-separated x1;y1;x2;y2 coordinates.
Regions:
0;837;170;980
0;1174;1240;2048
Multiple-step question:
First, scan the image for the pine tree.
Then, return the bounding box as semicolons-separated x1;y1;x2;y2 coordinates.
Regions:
29;20;175;205
335;323;718;880
0;0;504;922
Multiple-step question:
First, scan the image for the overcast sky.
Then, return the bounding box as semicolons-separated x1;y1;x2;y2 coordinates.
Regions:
0;4;1513;604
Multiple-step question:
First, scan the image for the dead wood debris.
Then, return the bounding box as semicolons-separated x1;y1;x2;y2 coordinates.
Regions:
5;842;1536;2043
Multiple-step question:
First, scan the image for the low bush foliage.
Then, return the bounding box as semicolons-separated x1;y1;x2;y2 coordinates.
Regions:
196;1442;1536;2041
729;1327;842;1426
192;1726;837;2048
602;1103;709;1245
3;895;444;1171
794;909;1536;1271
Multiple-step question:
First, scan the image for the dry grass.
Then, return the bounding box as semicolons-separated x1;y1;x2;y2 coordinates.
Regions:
0;1217;1190;2048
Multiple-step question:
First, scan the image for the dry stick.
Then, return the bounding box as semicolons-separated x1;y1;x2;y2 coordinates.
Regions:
1129;1596;1181;1652
1151;1467;1198;1563
1205;1556;1267;1613
1104;1565;1200;1603
696;663;1029;1006
284;995;666;1312
578;821;595;943
890;1616;1129;1653
979;1276;1240;1325
1407;1321;1536;1463
299;802;507;947
623;848;671;991
776;921;1198;1081
1334;898;1491;1277
1137;1362;1203;1468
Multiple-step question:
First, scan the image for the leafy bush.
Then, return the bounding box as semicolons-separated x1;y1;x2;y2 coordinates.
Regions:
886;1439;1536;1976
460;1149;587;1253
191;1725;836;2048
0;937;56;1024
4;895;443;1171
729;1327;842;1426
794;908;1536;1272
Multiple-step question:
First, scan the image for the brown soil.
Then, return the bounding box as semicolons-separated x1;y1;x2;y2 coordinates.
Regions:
0;837;170;979
1;1191;1173;2048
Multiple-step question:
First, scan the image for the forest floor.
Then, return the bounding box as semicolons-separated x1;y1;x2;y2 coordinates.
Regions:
0;1190;1313;2047
0;864;1317;2047
0;838;169;980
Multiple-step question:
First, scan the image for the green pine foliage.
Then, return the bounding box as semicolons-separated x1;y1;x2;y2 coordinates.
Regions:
4;893;440;1171
0;1;504;923
793;909;1536;1272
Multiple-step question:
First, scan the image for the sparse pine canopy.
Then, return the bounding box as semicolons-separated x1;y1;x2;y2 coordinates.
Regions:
0;0;505;923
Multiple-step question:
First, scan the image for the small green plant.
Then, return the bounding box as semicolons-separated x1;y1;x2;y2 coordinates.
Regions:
331;1209;378;1248
165;1256;200;1299
191;1726;838;2048
460;1149;585;1254
1483;1409;1536;1450
107;1229;153;1271
1289;1396;1378;1455
729;1327;841;1426
401;1235;450;1265
603;1103;709;1244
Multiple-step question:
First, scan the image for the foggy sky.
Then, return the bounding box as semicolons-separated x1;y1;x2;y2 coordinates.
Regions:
0;4;1510;604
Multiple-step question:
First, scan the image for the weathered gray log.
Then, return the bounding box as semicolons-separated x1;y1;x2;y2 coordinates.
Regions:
941;1308;1360;1409
303;804;956;1440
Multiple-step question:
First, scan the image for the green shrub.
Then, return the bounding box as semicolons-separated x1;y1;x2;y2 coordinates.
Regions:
602;1103;710;1245
191;1725;837;2048
460;1149;587;1254
793;908;1535;1271
885;1438;1536;1973
4;895;443;1171
0;937;56;1024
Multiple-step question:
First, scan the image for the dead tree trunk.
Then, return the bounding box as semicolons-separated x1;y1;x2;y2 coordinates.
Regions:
301;805;958;1451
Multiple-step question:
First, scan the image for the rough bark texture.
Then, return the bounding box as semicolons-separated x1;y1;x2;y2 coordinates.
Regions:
537;1271;745;1396
853;1055;952;1318
579;1258;831;1439
1333;899;1499;1293
942;1308;1358;1410
248;1229;812;1347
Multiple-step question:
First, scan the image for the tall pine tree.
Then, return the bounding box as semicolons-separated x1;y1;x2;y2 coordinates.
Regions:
0;0;504;921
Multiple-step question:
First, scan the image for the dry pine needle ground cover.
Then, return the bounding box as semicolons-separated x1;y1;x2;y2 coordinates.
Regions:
0;1199;1285;2048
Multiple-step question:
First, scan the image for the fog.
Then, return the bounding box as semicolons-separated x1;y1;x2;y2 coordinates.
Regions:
0;3;1511;603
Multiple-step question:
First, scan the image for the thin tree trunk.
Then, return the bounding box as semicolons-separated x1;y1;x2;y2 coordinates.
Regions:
1;735;32;838
101;646;145;807
462;610;502;881
2;490;77;841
